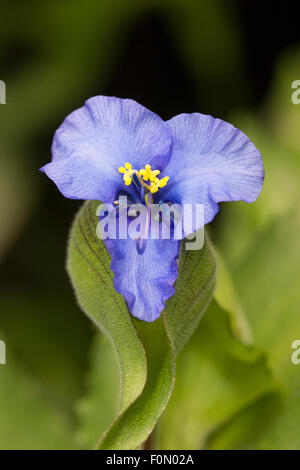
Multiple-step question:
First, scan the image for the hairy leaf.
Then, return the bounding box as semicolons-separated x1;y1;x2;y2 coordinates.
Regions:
68;201;216;449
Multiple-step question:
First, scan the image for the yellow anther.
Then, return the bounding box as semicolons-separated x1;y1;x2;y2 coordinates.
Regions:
119;163;169;193
124;174;132;186
119;162;134;186
139;164;160;182
149;176;169;193
158;176;169;188
149;185;158;193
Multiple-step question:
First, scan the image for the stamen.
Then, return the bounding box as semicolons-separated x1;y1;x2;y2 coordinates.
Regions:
118;162;169;194
148;176;169;193
139;164;160;182
118;162;134;186
136;192;153;255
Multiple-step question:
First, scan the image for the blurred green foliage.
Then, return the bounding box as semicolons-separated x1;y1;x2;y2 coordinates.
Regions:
0;0;299;449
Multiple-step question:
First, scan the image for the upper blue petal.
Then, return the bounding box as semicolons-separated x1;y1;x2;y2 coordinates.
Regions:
104;234;180;322
41;96;172;203
160;113;265;237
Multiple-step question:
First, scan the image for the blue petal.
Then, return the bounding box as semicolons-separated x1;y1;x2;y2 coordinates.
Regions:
41;96;172;203
104;235;180;322
160;113;264;237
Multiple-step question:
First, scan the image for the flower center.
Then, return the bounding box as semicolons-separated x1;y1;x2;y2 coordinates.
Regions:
118;162;169;194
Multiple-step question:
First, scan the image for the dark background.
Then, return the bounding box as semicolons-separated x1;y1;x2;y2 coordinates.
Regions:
0;0;299;449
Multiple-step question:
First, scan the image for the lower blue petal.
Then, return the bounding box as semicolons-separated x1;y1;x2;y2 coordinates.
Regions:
104;235;180;322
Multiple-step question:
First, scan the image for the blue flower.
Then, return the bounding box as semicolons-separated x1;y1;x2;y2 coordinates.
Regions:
41;96;264;322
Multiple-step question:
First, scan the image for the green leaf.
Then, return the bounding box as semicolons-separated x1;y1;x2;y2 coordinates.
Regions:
67;201;147;416
208;207;300;449
231;208;300;381
67;201;216;449
214;247;253;344
98;315;176;450
164;233;216;355
75;334;120;449
155;300;278;450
